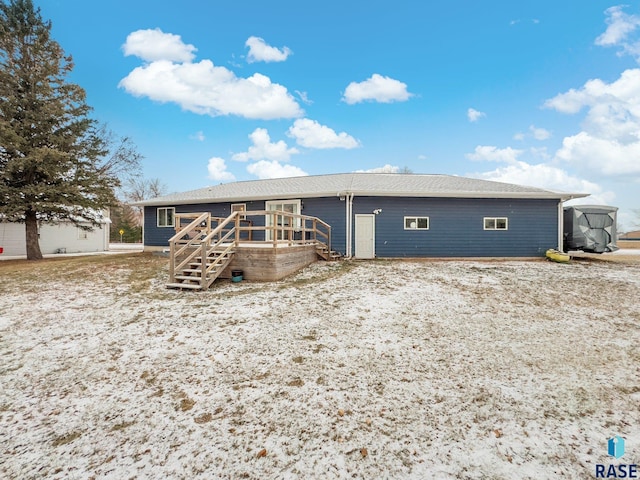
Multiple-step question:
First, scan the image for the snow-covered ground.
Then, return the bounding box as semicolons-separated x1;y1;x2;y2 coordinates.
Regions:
1;255;639;479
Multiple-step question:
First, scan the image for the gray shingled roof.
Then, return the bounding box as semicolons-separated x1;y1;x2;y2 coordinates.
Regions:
135;173;588;206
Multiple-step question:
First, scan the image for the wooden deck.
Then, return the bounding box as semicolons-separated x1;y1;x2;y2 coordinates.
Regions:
166;211;340;290
219;243;319;282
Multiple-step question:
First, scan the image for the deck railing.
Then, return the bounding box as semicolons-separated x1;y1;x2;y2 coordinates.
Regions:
236;210;331;252
168;210;332;284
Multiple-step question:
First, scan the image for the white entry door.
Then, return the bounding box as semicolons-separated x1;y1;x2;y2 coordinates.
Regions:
355;214;375;259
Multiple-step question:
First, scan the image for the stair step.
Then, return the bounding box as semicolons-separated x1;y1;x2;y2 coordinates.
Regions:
189;257;230;268
183;264;223;273
174;275;203;281
166;282;202;290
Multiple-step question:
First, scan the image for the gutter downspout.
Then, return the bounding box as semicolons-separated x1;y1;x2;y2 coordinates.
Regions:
345;192;353;259
141;206;146;252
344;194;349;258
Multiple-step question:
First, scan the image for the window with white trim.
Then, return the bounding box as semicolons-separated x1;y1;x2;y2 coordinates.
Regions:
484;217;508;230
157;207;175;227
404;216;429;230
231;203;246;218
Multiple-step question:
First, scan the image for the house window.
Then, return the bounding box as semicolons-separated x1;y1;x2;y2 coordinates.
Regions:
231;203;246;219
404;216;429;230
77;227;88;240
484;217;508;230
157;207;175;227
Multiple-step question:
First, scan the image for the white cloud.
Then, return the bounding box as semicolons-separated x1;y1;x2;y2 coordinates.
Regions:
119;31;302;120
417;154;428;160
530;125;551;140
207;157;235;182
120;60;302;120
543;69;640;118
190;131;205;141
555;132;640;176
545;68;640;177
595;5;640;60
122;29;196;63
545;69;640;138
471;161;615;205
513;126;551;141
287;119;360;149
465;145;523;164
355;164;400;173
245;36;292;63
295;90;313;105
232;128;299;162
467;108;486;122
342;74;413;104
247;160;307;179
530;146;551;160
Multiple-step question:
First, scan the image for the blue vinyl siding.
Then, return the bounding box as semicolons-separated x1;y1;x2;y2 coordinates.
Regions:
352;197;558;257
144;201;266;246
300;197;347;255
144;196;557;257
144;198;346;249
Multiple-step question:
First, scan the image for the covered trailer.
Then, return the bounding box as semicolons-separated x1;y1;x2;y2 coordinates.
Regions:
563;205;618;253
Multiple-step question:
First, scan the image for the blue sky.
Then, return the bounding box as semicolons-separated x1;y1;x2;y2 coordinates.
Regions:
40;0;639;228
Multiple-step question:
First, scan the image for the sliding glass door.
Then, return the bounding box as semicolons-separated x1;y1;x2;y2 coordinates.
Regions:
265;200;301;241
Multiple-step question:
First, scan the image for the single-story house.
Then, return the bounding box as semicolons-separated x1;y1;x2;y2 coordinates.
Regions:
0;213;111;257
136;173;588;259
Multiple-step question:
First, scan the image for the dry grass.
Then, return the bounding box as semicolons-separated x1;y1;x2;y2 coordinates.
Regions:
0;253;166;293
1;252;639;479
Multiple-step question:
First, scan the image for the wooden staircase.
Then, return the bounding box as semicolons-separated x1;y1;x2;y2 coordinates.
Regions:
167;212;240;290
166;209;337;290
166;246;235;290
316;243;342;261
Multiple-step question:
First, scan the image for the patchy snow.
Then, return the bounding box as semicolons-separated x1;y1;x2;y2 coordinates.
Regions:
1;257;639;479
612;248;640;255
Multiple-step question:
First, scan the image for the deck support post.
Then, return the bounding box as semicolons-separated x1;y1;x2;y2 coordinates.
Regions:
169;241;175;283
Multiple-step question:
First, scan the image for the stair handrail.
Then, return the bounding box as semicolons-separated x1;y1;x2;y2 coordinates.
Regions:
169;209;334;288
195;211;240;288
169;212;210;243
171;213;212;262
199;211;239;245
204;241;235;281
169;212;210;283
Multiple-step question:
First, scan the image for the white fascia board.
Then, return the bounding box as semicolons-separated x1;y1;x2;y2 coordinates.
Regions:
345;191;591;201
135;191;346;206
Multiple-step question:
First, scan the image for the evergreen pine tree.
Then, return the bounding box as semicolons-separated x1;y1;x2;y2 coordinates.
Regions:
0;0;140;259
